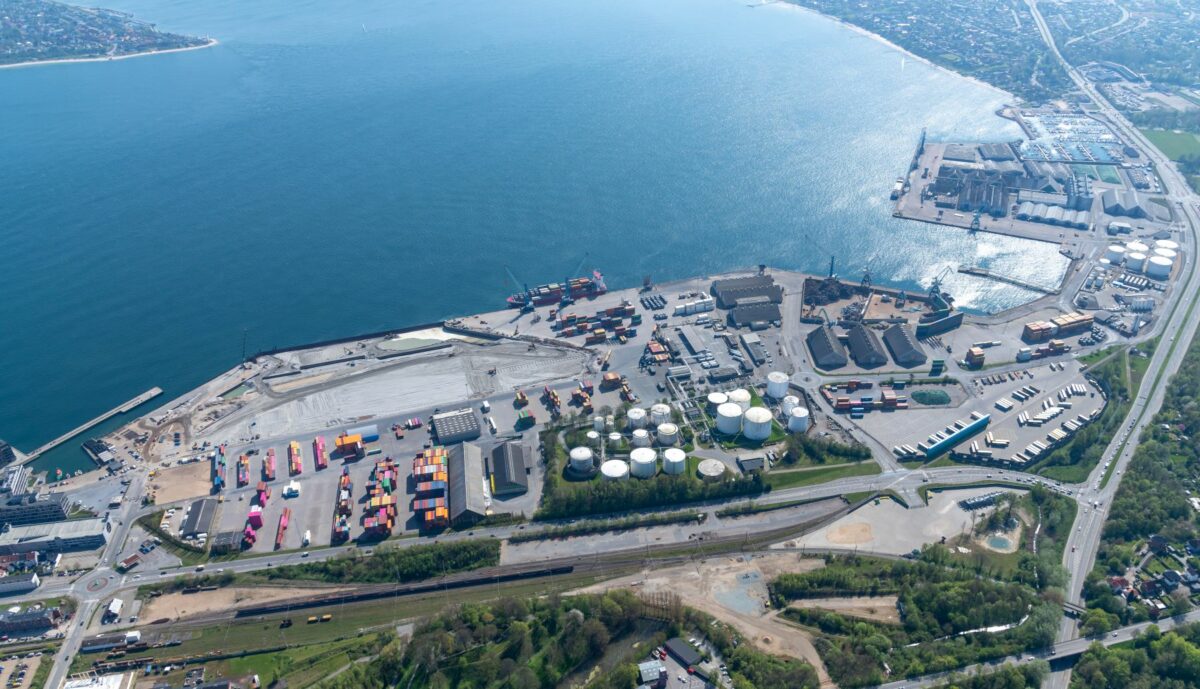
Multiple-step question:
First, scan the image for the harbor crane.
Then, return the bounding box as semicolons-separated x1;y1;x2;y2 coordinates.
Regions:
928;265;953;301
803;232;837;279
504;266;534;313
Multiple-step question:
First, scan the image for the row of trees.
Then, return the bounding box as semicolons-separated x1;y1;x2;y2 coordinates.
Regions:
784;432;871;466
266;540;500;584
1071;623;1200;688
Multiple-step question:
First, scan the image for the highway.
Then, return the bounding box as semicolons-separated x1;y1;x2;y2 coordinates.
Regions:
1024;1;1200;687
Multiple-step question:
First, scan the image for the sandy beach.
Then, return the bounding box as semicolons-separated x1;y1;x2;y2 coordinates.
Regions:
0;38;218;70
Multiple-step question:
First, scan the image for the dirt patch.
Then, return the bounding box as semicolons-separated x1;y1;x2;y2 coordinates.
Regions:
827;522;872;545
140;585;348;622
152;462;212;505
573;553;836;688
796;596;901;624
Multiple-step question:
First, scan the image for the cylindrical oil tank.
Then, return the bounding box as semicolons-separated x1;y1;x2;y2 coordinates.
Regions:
1154;247;1177;262
1156;239;1180;251
605;414;615;430
706;391;728;410
1147;256;1173;279
626;407;647;429
697;458;726;481
600;459;629;481
631;429;652;448
743;407;773;441
715;403;743;435
592;416;605;432
728;388;752;411
656;423;679;446
629;447;657;479
787;406;811;433
568;447;594;473
607;432;623;447
1126;240;1150;253
650;403;672;426
765;371;789;399
781;395;800;416
662;448;687;475
1126;252;1148;272
1104;245;1126;264
585;430;601;446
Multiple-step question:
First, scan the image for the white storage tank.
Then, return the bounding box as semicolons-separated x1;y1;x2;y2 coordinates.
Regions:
626;407;647;429
1126;252;1148;272
706;392;729;410
585;430;601;447
1104;245;1126;264
765;371;789;399
592;416;605;432
743;407;773;441
1156;239;1180;251
787;406;811;433
781;395;800;416
629;447;658;479
656;423;680;446
1147;255;1173;279
728;388;752;411
607;432;623;447
605;414;615;430
1126;240;1150;254
1154;247;1177;262
715;403;743;435
697;458;726;481
650;403;672;426
568;447;594;473
600;459;629;481
631;429;652;448
662;448;687;475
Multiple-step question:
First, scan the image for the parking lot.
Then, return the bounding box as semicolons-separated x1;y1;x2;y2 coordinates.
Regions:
0;653;42;689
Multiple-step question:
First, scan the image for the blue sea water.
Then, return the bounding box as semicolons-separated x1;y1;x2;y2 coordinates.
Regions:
0;0;1067;474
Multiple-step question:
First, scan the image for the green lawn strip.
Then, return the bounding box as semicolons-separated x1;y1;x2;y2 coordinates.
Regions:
27;650;57;689
765;462;880;490
1139;128;1200;159
716;495;843;519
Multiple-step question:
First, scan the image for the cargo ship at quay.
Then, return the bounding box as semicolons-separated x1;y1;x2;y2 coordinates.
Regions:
506;271;607;308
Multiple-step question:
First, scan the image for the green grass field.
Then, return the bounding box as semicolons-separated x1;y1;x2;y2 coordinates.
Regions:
1140;129;1200;160
764;462;880;490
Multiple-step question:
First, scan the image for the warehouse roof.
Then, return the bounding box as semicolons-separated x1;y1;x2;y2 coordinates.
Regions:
432;409;482;444
729;302;781;327
846;324;888;368
181;498;217;537
0;518;106;549
806;326;848;369
448;443;487;525
882;324;927;367
711;275;783;309
488;442;528;496
665;637;703;667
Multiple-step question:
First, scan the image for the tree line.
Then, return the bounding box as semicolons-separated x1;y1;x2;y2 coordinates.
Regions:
266;540;500;584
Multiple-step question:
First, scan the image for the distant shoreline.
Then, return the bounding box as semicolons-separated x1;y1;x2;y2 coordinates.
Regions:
0;37;218;70
769;2;1016;103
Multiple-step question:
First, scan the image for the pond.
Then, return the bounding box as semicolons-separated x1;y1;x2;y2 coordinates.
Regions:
987;535;1013;550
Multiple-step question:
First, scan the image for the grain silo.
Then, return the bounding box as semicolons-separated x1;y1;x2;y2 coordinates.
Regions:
715;403;743;435
743;407;773;441
650;403;672;426
765;371;789;399
631;429;652;448
697;458;726;481
1147;256;1173;279
600;459;629;481
568;447;594;473
626;407;647;429
629;448;658;479
662;448;687;475
728;388;752;411
787;406;811;433
656;423;679;446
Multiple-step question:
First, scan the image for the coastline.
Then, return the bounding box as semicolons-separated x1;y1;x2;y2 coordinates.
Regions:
0;37;218;70
767;2;1017;103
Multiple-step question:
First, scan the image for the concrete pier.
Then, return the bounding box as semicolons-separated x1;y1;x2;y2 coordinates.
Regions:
19;387;162;464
